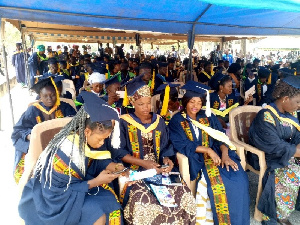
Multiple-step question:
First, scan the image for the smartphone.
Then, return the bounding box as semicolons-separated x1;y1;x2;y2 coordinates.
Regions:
113;167;129;175
116;91;125;98
158;164;169;169
169;172;182;185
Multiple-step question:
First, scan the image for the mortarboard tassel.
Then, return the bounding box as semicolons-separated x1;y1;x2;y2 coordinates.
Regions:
211;64;215;76
206;89;211;117
196;85;211;117
111;120;121;149
151;70;155;94
105;63;110;79
160;85;170;117
294;70;297;76
122;86;129;107
267;72;272;85
166;67;168;78
50;77;61;107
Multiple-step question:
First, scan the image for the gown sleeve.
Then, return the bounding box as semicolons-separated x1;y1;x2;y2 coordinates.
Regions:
157;118;174;162
168;114;199;159
11;106;38;153
249;109;297;169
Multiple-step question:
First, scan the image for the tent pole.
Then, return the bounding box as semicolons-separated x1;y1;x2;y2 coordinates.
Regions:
1;19;15;126
187;4;212;81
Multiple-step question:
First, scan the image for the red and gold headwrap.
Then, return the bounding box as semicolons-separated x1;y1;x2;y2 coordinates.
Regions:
128;85;151;103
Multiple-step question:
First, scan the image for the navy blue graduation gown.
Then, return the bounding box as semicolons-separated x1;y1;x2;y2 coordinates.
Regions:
113;113;174;165
169;111;250;225
12;50;28;83
19;145;121;225
249;103;300;219
11;102;76;171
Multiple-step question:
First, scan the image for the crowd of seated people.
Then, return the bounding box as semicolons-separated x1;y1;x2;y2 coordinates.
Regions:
13;43;300;225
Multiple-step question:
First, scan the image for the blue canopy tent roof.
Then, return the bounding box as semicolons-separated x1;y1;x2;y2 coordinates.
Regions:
0;0;299;36
1;0;300;126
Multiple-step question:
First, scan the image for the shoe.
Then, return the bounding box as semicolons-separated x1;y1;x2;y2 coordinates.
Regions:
277;218;292;225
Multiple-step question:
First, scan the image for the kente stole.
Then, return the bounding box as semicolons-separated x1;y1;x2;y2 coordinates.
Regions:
121;114;161;171
180;117;231;225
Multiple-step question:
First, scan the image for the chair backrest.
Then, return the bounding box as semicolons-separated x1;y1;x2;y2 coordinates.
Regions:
151;94;160;112
229;105;262;144
28;98;77;111
18;117;72;196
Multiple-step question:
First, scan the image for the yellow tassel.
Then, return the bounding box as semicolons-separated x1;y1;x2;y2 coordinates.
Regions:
151;70;155;94
105;63;110;79
211;64;215;76
294;70;297;76
267;72;272;85
123;86;129;107
50;77;60;106
160;85;170;116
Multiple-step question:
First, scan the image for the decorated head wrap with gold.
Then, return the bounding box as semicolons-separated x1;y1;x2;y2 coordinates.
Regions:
122;75;151;106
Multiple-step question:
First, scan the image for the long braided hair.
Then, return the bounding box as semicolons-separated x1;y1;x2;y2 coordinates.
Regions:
34;107;113;189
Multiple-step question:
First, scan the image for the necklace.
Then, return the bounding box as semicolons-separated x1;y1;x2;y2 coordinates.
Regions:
218;94;226;103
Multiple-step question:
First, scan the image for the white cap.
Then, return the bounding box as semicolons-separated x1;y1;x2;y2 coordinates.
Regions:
88;72;106;84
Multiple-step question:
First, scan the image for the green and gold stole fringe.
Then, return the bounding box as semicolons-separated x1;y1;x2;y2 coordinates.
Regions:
128;124;140;171
180;117;231;225
155;131;161;162
257;83;262;102
127;124;162;170
101;184;121;224
14;153;26;184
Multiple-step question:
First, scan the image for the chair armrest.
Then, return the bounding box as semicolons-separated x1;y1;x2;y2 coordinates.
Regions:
232;140;267;172
231;141;246;170
176;152;191;190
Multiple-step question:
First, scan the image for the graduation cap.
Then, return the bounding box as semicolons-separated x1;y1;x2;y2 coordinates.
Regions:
227;63;241;74
245;63;253;69
181;80;211;117
279;68;295;78
258;68;271;78
48;58;58;65
209;73;229;91
168;58;175;63
103;74;120;88
158;62;168;68
138;62;152;69
253;58;261;63
81;91;120;148
53;75;65;88
84;54;91;59
157;83;180;116
31;77;60;106
282;75;300;89
88;72;106;84
58;60;67;65
122;75;151;106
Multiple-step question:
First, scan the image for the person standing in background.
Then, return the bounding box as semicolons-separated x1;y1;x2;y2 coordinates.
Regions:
12;43;28;87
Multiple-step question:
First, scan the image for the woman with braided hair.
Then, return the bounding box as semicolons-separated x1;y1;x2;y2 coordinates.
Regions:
19;92;124;225
12;77;76;184
249;76;300;225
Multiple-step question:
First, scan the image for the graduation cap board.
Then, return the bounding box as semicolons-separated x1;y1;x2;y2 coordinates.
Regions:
80;91;120;151
181;80;211;117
